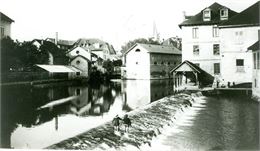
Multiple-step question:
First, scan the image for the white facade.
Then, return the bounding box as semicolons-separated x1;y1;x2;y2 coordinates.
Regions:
123;45;150;79
0;20;12;38
220;26;260;84
70;56;90;78
67;46;91;61
182;25;221;76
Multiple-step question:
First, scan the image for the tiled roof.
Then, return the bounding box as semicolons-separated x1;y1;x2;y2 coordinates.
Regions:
125;43;181;55
74;38;107;46
220;1;260;28
179;2;237;27
139;43;181;54
73;38;116;54
248;40;260;51
46;38;75;46
0;12;14;22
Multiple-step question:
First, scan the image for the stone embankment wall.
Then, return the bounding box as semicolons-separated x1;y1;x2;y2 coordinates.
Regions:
47;92;200;150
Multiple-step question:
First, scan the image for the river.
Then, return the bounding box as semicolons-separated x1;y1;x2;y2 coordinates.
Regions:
149;94;260;150
1;79;174;149
1;80;259;150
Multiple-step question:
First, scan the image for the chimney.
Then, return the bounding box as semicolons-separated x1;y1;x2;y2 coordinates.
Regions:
55;32;58;45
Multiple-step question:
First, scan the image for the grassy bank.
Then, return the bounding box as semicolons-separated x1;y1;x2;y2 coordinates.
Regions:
47;92;199;150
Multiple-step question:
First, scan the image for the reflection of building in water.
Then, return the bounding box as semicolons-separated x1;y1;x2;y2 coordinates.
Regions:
68;86;91;115
68;85;117;116
121;80;174;110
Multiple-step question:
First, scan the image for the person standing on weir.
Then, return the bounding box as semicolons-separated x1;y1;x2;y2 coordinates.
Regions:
112;115;122;131
122;114;131;132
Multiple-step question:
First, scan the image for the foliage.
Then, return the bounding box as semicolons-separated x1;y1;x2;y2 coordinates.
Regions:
112;59;122;66
103;59;114;74
0;37;67;72
121;37;160;54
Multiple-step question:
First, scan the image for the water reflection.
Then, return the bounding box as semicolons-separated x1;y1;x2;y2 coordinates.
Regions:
1;79;174;149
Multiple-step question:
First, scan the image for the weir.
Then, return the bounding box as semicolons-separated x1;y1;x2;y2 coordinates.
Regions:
46;93;200;150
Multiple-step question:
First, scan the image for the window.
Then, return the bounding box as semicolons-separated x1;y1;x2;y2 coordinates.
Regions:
192;27;198;39
136;62;138;65
214;63;220;74
257;52;260;69
255;79;257;88
193;45;199;55
76;72;80;76
0;27;4;37
135;49;140;52
203;9;211;21
154;61;157;65
213;44;220;55
253;52;257;69
168;62;171;65
76;50;79;54
76;60;80;64
235;31;243;44
220;8;228;20
161;61;164;65
236;59;244;72
213;26;219;37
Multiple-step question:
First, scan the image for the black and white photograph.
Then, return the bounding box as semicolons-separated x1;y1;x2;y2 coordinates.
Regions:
0;0;259;150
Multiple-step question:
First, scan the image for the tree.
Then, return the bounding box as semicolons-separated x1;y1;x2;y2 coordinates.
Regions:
1;37;20;72
121;37;160;54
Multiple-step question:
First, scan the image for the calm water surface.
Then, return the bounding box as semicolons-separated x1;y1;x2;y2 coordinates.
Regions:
1;80;174;148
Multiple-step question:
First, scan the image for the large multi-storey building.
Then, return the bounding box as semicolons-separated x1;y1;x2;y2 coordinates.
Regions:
179;2;237;76
219;1;260;84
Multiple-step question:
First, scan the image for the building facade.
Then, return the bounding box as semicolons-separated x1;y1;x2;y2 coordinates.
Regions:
179;3;237;76
219;1;260;84
0;12;14;39
248;32;260;101
122;43;181;79
69;55;90;79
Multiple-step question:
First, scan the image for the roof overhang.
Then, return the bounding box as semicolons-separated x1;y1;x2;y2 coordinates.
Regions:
170;61;201;73
36;64;81;73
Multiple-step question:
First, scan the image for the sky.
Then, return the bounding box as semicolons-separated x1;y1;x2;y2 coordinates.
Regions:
0;0;259;50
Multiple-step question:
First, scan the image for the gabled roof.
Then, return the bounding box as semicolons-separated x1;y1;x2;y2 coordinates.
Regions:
170;60;203;73
170;60;214;86
66;46;90;54
0;12;14;23
124;43;181;55
179;2;237;27
248;40;260;51
220;1;260;28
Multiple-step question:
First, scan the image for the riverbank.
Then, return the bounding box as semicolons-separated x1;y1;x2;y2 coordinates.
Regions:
47;92;200;150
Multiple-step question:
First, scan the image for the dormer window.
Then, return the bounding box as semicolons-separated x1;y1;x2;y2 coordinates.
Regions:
220;8;228;20
203;8;211;21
